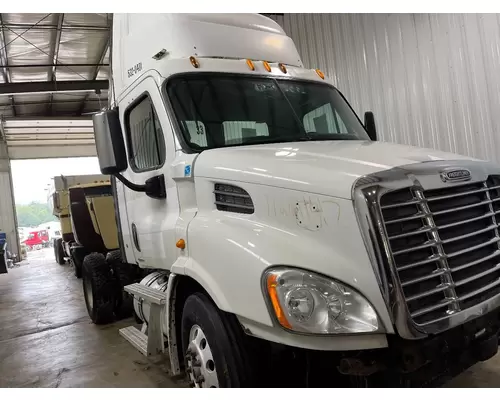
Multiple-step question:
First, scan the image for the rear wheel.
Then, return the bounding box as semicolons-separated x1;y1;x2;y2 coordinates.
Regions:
181;292;257;388
71;246;87;278
82;252;115;324
54;238;65;265
107;250;135;319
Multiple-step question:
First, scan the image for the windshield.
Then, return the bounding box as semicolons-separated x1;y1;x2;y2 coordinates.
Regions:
166;74;369;151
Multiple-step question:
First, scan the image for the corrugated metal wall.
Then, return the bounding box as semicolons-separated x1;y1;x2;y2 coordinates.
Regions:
268;14;500;163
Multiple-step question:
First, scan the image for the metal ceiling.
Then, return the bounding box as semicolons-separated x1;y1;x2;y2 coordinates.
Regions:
0;13;281;160
0;13;110;119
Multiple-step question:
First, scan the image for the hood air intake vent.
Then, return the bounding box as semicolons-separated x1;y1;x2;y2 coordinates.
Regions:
214;183;254;214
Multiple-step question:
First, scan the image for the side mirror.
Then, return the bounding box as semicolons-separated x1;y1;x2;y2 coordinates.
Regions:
92;109;127;174
364;111;377;141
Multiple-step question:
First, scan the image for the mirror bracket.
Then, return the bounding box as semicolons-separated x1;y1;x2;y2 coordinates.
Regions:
114;173;166;200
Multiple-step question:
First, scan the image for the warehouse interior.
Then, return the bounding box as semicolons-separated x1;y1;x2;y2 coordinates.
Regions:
2;12;500;388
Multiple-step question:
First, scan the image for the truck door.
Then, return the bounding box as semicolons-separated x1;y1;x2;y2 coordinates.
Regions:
119;76;179;271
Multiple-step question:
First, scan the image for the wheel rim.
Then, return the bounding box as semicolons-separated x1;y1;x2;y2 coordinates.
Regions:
185;324;219;388
83;275;93;311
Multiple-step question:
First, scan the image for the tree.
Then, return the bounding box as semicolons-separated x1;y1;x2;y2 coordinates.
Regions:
16;202;57;227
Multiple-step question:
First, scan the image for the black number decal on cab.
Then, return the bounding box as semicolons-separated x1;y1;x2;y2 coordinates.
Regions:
127;62;143;78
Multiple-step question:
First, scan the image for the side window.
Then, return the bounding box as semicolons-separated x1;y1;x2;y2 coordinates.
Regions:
222;121;269;145
303;104;348;134
126;95;166;172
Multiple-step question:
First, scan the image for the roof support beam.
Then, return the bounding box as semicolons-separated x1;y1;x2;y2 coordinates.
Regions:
8;98;102;107
0;23;109;31
0;63;109;68
48;13;64;116
0;14;15;117
0;80;109;95
78;17;111;116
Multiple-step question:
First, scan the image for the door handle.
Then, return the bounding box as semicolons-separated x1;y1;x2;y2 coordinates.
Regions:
131;223;141;252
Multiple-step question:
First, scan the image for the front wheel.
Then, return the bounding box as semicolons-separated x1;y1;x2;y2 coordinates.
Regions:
181;292;256;388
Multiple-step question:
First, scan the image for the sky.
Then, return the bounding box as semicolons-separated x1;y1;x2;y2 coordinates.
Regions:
11;157;101;204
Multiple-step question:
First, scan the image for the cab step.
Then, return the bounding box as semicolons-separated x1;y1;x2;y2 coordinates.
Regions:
120;283;167;359
124;282;167;304
119;326;148;356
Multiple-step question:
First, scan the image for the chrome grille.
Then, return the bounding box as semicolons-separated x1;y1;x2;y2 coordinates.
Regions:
380;176;500;326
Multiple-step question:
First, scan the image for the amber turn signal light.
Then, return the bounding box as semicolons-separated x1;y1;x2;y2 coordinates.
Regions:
267;274;291;329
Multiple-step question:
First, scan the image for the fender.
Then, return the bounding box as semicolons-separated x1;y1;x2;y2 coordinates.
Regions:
184;183;394;333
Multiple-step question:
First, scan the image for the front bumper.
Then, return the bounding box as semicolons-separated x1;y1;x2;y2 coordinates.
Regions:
304;308;500;387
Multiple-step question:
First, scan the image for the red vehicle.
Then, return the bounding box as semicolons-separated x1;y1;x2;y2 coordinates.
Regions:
23;229;50;250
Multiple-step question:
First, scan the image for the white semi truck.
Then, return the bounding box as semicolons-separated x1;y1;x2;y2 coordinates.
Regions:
87;13;500;387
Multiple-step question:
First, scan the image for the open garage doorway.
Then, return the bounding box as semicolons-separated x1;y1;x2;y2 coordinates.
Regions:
10;157;100;264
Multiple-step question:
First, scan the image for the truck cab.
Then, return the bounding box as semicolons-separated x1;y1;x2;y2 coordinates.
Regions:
22;229;49;251
90;13;500;387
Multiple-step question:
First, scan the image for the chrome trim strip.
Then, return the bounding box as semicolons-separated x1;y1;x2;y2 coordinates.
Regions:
451;249;500;273
431;199;492;216
426;186;489;202
397;254;443;271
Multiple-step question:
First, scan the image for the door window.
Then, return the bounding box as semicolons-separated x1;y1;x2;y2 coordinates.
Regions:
126;95;166;172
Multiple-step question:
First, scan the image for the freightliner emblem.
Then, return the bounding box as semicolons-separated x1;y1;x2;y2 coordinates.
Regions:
440;169;472;183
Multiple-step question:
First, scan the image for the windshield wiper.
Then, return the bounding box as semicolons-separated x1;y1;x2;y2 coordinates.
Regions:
272;79;311;139
299;133;360;141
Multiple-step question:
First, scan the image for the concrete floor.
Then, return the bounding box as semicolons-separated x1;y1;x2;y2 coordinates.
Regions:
1;248;500;387
0;248;185;388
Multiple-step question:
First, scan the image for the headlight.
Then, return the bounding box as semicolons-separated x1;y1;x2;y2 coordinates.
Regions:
264;268;381;334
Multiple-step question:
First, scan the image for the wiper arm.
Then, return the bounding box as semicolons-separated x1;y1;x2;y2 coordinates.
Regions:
272;79;311;139
300;133;360;141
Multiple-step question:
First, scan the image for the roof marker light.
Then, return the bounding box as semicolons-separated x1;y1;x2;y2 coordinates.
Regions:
278;63;287;74
190;56;199;69
315;69;325;79
263;61;271;72
246;59;255;71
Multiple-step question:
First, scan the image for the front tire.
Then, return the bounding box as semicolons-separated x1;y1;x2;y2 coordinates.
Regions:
82;252;115;325
181;292;256;388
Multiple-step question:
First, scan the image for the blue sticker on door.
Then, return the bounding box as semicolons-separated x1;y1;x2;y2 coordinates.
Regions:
184;165;191;177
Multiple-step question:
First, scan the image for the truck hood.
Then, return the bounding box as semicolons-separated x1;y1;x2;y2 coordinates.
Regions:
194;140;479;199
